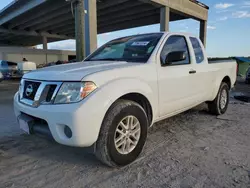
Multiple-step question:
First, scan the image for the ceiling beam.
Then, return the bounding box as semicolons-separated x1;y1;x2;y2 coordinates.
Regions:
97;0;130;10
0;0;47;25
40;19;74;32
18;7;71;30
98;1;142;16
52;5;156;35
67;32;75;37
0;33;16;40
0;36;66;47
140;0;208;21
99;5;157;24
8;2;69;29
50;23;75;34
54;27;75;35
31;15;73;31
99;10;158;28
5;37;42;46
0;27;73;40
98;15;160;34
138;0;167;7
55;11;183;36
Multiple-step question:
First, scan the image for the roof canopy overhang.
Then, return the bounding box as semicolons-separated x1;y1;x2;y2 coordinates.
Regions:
0;0;208;47
235;57;250;63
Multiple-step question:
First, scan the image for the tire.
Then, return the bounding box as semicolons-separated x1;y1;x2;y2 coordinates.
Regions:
95;99;148;167
208;82;229;115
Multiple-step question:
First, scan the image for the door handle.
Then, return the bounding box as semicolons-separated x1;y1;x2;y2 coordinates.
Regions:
189;70;196;74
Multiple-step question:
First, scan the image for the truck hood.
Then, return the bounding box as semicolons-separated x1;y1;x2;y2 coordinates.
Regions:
23;61;137;81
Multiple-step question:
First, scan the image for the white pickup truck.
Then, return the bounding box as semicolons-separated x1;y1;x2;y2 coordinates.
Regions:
14;32;236;167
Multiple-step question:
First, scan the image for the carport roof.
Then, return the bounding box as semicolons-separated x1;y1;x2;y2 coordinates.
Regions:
0;0;209;47
235;57;250;63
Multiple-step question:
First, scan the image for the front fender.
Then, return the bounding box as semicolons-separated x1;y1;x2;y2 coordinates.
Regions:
75;78;157;144
98;78;156;111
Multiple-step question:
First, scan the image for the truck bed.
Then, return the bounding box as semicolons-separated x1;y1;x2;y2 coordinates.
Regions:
208;58;235;64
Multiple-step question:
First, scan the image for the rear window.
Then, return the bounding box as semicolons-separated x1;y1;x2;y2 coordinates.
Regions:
7;61;17;66
190;37;204;64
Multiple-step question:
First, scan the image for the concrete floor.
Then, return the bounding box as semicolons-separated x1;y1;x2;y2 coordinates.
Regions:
0;80;21;138
0;80;250;188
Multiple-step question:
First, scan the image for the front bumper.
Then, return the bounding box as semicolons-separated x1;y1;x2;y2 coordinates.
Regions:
14;92;103;147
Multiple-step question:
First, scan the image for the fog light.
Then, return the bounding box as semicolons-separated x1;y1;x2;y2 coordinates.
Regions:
64;125;72;138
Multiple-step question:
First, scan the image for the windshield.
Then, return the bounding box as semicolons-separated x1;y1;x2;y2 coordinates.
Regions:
85;33;163;63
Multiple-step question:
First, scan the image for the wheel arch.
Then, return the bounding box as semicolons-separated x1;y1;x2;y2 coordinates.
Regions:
118;93;153;126
101;92;154;129
222;76;231;89
210;75;232;101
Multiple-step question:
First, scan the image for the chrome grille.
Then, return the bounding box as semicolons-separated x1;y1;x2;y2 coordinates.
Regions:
19;79;62;107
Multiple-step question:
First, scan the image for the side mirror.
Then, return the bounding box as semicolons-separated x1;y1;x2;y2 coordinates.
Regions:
164;51;186;65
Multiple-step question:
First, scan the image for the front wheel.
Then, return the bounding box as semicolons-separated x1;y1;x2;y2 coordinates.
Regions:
95;99;148;167
208;82;229;115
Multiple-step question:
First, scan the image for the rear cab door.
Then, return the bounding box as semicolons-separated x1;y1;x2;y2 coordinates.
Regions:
189;36;214;101
156;33;203;117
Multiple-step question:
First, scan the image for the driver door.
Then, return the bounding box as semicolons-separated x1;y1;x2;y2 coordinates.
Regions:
157;35;198;117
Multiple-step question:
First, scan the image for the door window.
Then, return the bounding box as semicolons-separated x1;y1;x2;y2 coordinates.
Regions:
160;36;190;66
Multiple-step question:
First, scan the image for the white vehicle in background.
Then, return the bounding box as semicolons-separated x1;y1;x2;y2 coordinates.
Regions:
14;32;237;167
0;60;18;78
0;71;3;82
17;61;37;75
0;60;36;78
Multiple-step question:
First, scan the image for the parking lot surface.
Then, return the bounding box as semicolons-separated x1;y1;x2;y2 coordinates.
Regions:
0;80;250;188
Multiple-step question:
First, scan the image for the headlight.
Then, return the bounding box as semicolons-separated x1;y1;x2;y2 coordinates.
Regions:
54;81;97;104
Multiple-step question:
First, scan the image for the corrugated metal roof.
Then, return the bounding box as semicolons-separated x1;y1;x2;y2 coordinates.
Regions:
235;57;250;63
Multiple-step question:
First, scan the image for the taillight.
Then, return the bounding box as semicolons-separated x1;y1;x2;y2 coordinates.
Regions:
236;63;238;76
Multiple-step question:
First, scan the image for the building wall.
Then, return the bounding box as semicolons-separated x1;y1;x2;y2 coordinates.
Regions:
0;47;76;65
